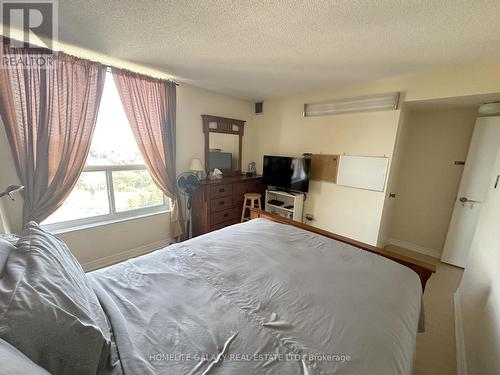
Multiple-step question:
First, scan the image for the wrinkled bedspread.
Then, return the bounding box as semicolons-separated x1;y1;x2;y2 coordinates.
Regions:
89;219;422;375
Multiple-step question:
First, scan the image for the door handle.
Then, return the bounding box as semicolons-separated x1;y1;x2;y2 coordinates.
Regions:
459;196;480;203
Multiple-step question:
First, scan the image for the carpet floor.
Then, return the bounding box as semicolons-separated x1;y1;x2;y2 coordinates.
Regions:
385;245;464;375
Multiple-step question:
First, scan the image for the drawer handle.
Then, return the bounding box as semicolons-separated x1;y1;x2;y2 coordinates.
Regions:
223;213;229;218
219;201;225;205
219;188;225;193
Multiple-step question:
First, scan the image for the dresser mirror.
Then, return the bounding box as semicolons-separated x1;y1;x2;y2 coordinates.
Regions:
209;133;240;172
202;115;245;177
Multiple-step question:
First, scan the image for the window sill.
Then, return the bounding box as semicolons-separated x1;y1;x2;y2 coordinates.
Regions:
44;209;170;235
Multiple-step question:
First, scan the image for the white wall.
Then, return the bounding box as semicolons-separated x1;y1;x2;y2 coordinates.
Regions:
457;146;500;375
387;108;477;256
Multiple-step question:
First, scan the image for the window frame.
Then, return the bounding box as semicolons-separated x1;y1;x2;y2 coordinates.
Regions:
42;164;170;233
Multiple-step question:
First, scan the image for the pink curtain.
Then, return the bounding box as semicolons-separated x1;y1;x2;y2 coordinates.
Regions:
0;42;106;224
112;70;183;240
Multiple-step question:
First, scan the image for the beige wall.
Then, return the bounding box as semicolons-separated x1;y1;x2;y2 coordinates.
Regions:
0;30;256;267
0;122;23;233
1;34;500;259
0;82;252;266
388;108;477;255
245;59;500;246
177;83;253;173
458;146;500;375
377;106;412;246
0;38;499;364
58;213;171;267
310;59;500;105
247;94;402;245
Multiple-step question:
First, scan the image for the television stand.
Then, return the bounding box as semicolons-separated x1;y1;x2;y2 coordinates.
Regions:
265;189;304;222
270;188;299;196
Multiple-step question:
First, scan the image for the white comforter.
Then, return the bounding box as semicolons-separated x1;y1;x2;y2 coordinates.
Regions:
90;219;422;375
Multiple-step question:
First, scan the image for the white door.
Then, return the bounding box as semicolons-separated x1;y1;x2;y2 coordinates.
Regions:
441;116;500;267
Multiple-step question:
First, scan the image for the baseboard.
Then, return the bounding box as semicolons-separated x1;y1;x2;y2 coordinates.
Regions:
454;290;468;375
82;239;172;272
387;238;441;259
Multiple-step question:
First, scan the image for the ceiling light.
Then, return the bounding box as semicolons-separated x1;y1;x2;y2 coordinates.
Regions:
304;92;400;117
478;102;500;115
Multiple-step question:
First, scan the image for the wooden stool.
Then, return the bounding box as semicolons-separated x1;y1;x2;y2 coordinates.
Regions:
241;193;261;222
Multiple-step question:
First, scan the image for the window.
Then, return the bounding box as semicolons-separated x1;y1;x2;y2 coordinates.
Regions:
43;72;169;230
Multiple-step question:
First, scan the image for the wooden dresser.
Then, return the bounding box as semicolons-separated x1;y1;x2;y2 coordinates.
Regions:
192;175;264;236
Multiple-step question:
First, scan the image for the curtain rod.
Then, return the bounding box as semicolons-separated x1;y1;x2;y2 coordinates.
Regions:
1;36;179;86
104;66;179;86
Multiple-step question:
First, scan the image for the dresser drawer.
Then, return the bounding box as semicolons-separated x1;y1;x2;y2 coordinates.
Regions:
210;218;240;232
192;176;263;237
211;207;240;225
210;184;232;198
210;196;232;212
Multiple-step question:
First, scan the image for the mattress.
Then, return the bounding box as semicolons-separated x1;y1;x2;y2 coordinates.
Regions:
90;218;422;374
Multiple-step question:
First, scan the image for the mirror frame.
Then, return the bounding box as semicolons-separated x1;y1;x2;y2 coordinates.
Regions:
202;114;245;177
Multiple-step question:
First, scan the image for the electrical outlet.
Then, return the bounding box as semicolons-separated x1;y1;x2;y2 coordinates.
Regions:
305;213;315;221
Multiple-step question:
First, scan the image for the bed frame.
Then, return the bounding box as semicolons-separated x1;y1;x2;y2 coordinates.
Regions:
250;209;436;291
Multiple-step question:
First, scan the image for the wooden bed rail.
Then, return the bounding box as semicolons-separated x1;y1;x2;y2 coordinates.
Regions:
250;209;436;291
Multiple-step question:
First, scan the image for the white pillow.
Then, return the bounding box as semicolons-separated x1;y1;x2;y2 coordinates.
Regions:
0;222;112;374
0;239;15;277
0;338;50;375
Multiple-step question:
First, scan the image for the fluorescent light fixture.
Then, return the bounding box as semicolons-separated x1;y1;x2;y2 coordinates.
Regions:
478;102;500;115
304;92;400;117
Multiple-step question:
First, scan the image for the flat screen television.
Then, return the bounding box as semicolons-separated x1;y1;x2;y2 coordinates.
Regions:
209;151;232;171
262;155;311;192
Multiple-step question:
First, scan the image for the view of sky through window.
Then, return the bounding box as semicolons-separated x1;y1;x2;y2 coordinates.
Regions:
86;73;143;166
43;73;165;226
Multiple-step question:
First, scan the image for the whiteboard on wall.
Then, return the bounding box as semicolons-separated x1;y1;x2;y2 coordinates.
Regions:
337;155;389;192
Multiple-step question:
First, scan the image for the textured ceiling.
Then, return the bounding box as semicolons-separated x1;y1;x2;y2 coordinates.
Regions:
57;0;500;100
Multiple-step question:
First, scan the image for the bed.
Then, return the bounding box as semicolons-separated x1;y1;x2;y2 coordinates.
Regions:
0;210;435;375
